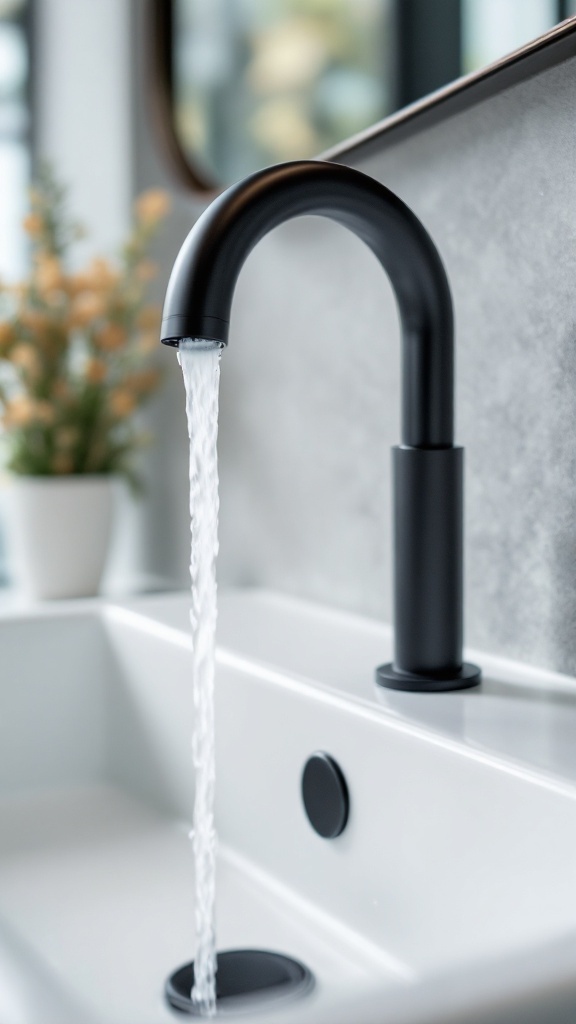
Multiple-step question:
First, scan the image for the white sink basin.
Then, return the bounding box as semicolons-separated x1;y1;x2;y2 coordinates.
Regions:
1;589;576;1023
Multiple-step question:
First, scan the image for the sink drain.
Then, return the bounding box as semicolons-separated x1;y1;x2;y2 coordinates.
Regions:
165;949;314;1015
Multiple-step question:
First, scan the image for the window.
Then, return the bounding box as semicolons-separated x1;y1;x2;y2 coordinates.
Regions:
0;0;32;282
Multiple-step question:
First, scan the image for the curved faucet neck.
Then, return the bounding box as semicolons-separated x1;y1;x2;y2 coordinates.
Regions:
161;160;453;449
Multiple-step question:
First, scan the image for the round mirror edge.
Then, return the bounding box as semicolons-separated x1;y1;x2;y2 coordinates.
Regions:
146;0;222;200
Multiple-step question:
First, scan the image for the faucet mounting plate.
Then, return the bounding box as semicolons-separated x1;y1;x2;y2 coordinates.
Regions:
376;661;481;692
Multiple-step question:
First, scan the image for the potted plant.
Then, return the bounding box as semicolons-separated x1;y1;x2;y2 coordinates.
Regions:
0;166;170;599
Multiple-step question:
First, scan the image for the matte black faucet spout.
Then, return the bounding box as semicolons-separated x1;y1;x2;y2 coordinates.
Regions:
161;160;480;692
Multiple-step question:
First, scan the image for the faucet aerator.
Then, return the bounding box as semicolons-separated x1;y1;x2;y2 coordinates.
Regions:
161;336;226;351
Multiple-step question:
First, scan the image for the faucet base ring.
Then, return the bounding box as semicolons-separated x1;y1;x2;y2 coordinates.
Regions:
165;949;314;1016
375;661;481;692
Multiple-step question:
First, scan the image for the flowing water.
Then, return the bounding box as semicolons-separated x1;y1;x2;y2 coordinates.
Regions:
179;343;222;1017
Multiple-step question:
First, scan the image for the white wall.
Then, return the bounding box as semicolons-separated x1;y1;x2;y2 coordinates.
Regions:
35;0;132;257
32;0;173;594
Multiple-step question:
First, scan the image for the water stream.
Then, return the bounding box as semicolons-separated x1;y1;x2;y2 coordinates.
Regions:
179;343;222;1017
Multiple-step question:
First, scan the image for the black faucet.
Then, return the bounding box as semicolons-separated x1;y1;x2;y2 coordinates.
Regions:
161;160;481;692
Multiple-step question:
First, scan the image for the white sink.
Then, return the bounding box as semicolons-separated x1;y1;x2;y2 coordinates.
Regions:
1;589;576;1023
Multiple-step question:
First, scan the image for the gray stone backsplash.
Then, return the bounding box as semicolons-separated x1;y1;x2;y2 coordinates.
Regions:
214;55;576;676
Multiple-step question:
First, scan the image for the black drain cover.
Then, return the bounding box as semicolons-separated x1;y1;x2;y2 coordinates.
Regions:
166;949;314;1015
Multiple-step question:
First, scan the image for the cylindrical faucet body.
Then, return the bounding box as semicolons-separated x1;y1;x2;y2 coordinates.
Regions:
161;160;480;691
392;446;463;678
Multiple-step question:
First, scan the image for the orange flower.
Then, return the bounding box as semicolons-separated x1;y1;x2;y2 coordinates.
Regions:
109;389;136;418
94;323;127;352
85;358;107;384
55;426;78;449
3;396;54;427
85;257;120;292
66;272;91;296
19;308;50;334
3;396;36;427
10;342;41;378
134;189;170;225
0;321;14;353
23;213;43;236
69;292;106;327
35;254;63;293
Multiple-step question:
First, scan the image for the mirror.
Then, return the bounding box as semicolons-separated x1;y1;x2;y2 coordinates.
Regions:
151;0;575;195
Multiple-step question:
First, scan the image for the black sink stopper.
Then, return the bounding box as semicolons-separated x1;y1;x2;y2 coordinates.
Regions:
301;752;349;839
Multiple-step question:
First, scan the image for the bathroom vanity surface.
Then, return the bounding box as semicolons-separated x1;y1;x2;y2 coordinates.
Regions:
1;588;576;1024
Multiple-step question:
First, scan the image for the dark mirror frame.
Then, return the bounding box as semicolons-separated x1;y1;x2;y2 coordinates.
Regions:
147;0;576;199
148;0;218;197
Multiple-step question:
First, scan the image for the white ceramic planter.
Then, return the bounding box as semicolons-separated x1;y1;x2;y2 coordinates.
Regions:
2;475;114;599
